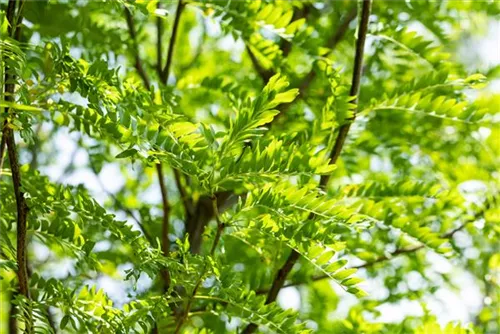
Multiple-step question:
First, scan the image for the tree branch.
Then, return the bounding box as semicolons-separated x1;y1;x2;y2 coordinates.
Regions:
4;0;31;331
256;210;482;294
8;291;18;334
272;4;358;125
124;7;151;89
319;0;370;187
173;168;193;216
160;0;184;84
123;4;171;295
174;195;226;333
0;123;7;173
243;2;372;332
6;80;31;333
156;163;172;288
298;5;357;95
156;2;164;75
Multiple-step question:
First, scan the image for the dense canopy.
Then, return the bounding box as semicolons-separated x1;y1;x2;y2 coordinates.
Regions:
1;0;499;333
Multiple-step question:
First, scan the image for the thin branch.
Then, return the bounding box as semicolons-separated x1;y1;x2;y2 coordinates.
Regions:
174;195;226;333
0;123;7;173
319;0;371;188
156;2;164;75
160;0;184;84
124;7;151;89
272;4;358;125
156;0;194;226
8;291;18;334
441;220;470;239
256;212;481;293
6;0;28;300
123;4;171;295
243;2;372;333
298;5;357;95
155;0;188;292
156;163;172;288
4;1;31;331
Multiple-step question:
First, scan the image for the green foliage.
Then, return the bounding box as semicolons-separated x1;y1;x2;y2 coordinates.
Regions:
1;0;499;333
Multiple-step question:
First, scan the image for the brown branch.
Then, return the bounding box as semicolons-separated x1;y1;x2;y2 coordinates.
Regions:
160;0;184;84
174;196;226;333
124;7;151;89
156;2;164;75
8;291;18;334
6;106;31;331
272;4;358;125
298;5;357;95
157;0;195;228
318;2;369;188
0;123;7;172
256;212;481;294
4;1;31;331
157;0;210;256
123;4;172;295
156;163;172;288
243;2;372;333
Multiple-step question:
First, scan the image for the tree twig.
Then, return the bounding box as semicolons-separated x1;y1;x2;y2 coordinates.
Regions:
123;4;172;294
4;0;31;331
124;7;151;89
156;2;164;75
6;0;28;300
156;163;172;288
155;0;189;292
298;5;357;95
319;1;369;187
256;210;481;294
272;4;358;125
243;2;372;332
0;123;7;173
160;0;184;83
173;195;226;333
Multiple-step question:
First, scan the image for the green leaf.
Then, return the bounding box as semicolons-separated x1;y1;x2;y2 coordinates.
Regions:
115;148;138;159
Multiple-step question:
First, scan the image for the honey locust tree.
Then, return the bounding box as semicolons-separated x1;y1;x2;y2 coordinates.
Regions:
1;0;499;333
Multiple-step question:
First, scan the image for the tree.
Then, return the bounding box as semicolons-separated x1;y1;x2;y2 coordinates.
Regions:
1;0;499;333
